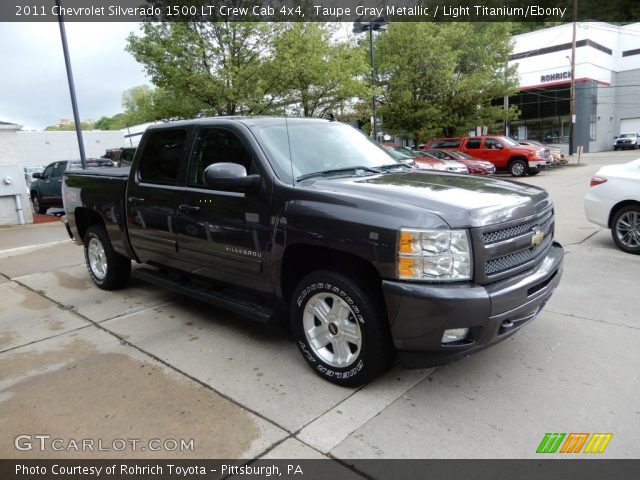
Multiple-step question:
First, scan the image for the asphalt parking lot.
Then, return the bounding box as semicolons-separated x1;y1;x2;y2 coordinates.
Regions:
1;150;639;466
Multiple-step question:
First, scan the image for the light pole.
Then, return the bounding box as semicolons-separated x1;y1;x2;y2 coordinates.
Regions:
569;0;577;155
56;0;86;169
353;17;388;142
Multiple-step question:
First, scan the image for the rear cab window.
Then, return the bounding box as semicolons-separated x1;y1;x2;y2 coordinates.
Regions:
465;138;482;149
137;129;189;185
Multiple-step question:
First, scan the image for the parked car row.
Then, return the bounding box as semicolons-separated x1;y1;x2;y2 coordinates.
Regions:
30;159;115;214
423;136;551;177
383;135;571;177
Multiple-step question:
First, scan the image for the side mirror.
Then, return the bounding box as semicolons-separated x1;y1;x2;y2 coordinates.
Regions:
32;172;42;179
495;143;504;149
204;162;260;193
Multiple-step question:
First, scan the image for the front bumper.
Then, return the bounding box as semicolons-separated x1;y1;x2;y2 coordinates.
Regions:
383;242;564;368
528;159;548;171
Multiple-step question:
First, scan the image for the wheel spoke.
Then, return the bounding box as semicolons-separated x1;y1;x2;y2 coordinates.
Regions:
307;297;331;324
332;340;352;366
307;326;332;350
342;322;361;344
330;298;351;322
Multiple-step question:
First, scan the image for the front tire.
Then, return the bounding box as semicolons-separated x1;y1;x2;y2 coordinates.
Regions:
83;225;131;290
611;206;640;254
291;270;394;387
509;159;528;177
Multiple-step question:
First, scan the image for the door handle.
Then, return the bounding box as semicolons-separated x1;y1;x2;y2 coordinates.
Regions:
128;196;145;205
178;204;200;214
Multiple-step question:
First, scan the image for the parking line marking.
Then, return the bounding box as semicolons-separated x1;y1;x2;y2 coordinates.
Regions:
297;366;436;454
0;240;70;257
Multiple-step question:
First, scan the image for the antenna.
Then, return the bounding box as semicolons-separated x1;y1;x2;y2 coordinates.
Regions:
285;114;295;186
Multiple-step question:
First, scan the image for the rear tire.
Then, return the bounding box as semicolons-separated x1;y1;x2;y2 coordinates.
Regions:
83;225;131;290
31;193;46;214
291;270;394;387
509;159;528;177
611;205;640;255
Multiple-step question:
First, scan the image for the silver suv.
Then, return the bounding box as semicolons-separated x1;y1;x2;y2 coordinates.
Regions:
614;133;639;150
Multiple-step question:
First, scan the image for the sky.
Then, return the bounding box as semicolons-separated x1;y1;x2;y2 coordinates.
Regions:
0;22;150;130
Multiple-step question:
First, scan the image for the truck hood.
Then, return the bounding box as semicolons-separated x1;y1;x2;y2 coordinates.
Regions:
303;171;551;228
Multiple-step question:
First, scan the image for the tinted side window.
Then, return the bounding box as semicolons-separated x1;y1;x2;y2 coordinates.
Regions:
466;139;481;149
53;162;67;177
138;129;187;185
42;164;55;178
432;139;460;148
484;138;502;149
188;128;254;187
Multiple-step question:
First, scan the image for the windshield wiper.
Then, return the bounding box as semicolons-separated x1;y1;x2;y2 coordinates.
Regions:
377;163;415;171
296;166;382;182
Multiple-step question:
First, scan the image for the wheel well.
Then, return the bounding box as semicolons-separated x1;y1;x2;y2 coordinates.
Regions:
508;156;527;165
608;200;640;228
281;244;383;304
74;208;105;242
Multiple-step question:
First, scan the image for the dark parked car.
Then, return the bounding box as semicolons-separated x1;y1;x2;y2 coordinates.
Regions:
62;117;563;386
30;159;114;214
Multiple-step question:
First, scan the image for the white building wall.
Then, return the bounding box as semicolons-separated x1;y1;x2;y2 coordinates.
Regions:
0;127;33;225
15;131;126;167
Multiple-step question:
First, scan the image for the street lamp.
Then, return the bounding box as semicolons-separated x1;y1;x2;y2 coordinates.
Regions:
353;17;388;142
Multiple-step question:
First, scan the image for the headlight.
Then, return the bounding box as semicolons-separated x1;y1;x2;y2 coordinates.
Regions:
397;228;472;281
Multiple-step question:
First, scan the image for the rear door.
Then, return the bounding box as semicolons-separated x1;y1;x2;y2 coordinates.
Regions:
174;125;273;293
126;127;193;269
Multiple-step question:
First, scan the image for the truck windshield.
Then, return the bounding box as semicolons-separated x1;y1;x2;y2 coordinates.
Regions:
251;121;399;184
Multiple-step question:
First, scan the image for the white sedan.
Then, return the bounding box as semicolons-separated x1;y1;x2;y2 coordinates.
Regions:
584;159;640;254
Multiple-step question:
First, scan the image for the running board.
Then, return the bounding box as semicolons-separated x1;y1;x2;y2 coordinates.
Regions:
132;268;274;324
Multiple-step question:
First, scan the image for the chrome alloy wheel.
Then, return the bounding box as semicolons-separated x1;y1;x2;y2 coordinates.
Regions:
87;237;108;280
303;292;362;368
615;210;640;249
511;161;526;176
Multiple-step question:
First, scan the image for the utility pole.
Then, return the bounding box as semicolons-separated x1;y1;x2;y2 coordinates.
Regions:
353;18;388;142
569;0;577;156
56;0;87;169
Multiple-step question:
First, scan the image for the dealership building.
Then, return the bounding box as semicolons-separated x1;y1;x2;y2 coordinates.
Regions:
508;22;640;152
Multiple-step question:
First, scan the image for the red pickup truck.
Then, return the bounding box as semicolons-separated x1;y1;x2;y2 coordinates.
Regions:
424;136;550;177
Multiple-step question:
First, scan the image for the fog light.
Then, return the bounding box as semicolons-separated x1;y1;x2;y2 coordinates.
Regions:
442;328;470;344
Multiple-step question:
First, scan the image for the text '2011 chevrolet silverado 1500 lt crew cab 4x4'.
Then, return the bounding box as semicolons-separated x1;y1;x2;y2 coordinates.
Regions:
62;118;563;386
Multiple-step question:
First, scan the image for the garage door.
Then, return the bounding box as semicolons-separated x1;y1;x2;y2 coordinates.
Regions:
620;117;640;134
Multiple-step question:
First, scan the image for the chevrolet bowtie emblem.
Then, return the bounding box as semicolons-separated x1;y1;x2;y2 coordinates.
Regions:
531;229;544;246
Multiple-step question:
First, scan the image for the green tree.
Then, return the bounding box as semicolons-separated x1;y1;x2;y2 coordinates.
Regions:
376;23;520;144
269;23;371;117
127;21;281;116
44;121;94;131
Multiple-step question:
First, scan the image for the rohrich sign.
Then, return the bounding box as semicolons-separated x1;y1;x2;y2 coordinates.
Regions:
540;71;572;83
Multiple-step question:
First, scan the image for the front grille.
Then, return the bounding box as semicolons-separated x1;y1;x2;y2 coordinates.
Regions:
485;234;553;275
473;206;555;284
483;209;553;245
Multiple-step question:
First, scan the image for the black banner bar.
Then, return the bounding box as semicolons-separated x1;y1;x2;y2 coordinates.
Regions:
2;0;640;23
1;459;640;480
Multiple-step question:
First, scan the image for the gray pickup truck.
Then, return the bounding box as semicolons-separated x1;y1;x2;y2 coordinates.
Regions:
62;117;563;386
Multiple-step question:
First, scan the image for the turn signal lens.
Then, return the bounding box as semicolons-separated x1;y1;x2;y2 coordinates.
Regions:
397;228;472;282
